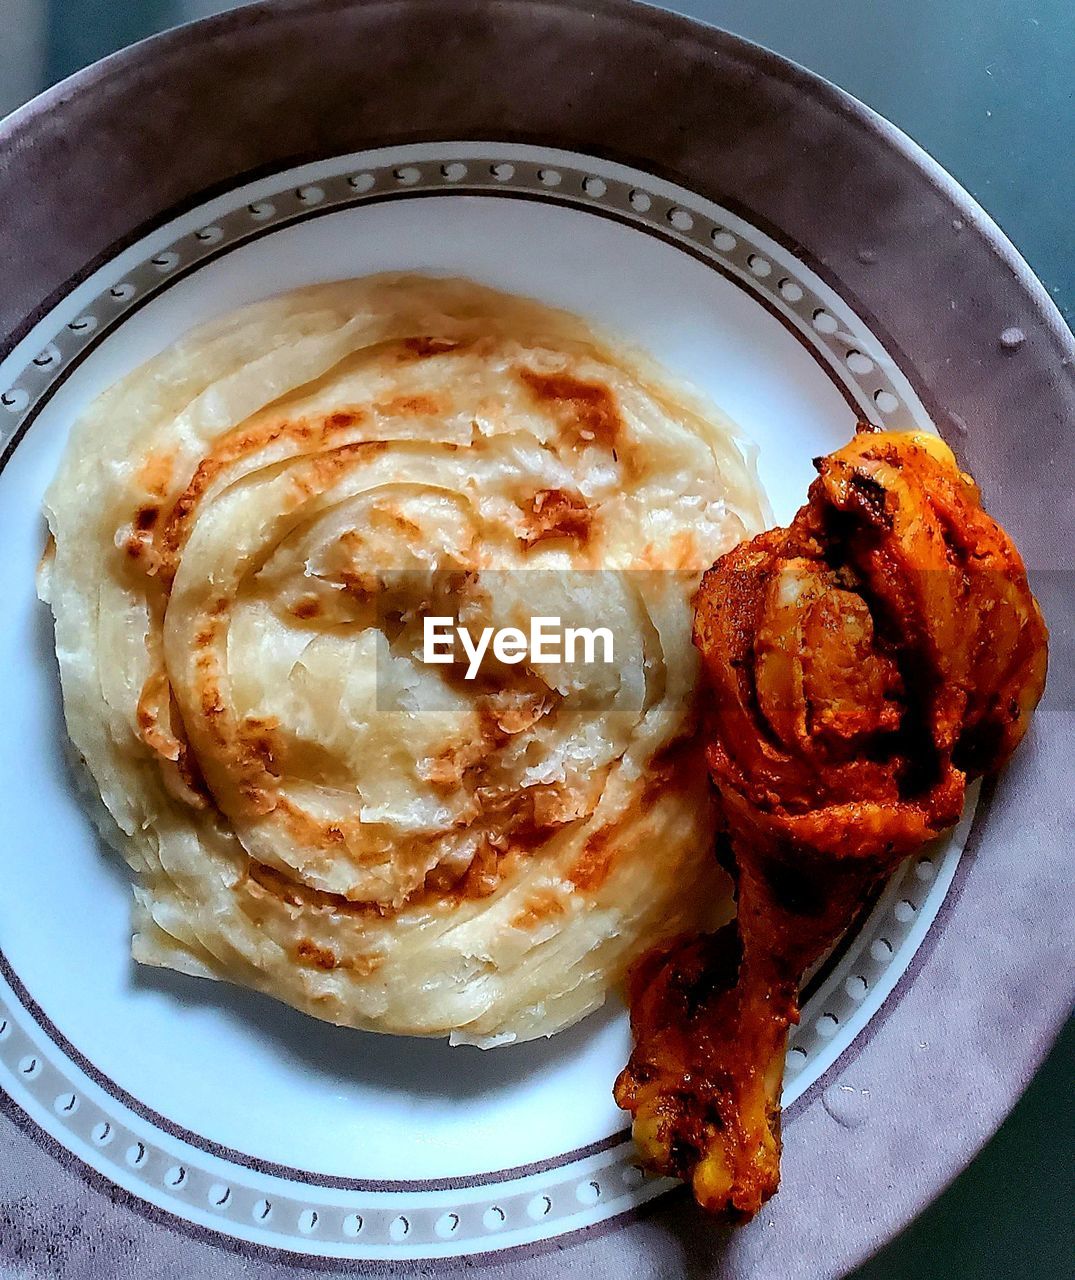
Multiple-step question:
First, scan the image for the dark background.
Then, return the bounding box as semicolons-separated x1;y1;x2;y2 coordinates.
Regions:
1;1;1072;1276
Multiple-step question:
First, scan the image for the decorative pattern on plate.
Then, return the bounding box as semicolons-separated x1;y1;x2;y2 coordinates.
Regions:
1;147;921;458
0;143;965;1261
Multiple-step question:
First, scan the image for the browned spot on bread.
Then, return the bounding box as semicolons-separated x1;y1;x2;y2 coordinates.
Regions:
239;716;281;775
440;806;573;905
531;785;583;828
150;752;213;813
370;505;423;536
518;368;621;450
326;410;362;431
122;523;164;574
136;672;183;762
200;684;225;717
299;440;389;496
567;827;616;892
168;748;211;811
402;336;462;358
295;938;339;970
634;530;701;572
456;840;503;899
420;738;486;789
520;488;594;547
136;671;212;810
475;703;513;751
489;692;551;735
421;753;464;789
137;450;176;498
511;890;566;931
339;569;380;599
289;596;322;620
473;780;589;867
246;860;388;917
272;797;382;867
376;394;442;417
669;530;700;571
134;504;160;531
157;414;371;582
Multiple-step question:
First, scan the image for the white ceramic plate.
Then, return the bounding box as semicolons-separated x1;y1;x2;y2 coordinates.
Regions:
0;142;977;1261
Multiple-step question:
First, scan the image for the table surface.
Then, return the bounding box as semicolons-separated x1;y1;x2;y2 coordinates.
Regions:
1;2;1072;1277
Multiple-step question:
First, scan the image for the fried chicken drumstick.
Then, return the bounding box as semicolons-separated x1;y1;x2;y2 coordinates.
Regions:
614;426;1048;1217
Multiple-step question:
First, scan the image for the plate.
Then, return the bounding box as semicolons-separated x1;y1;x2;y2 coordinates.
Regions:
0;2;1071;1277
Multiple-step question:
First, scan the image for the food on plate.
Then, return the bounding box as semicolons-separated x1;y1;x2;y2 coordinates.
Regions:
39;274;766;1045
41;263;1045;1219
615;426;1048;1216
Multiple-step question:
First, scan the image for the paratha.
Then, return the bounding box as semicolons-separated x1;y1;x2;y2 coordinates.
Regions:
40;274;765;1045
